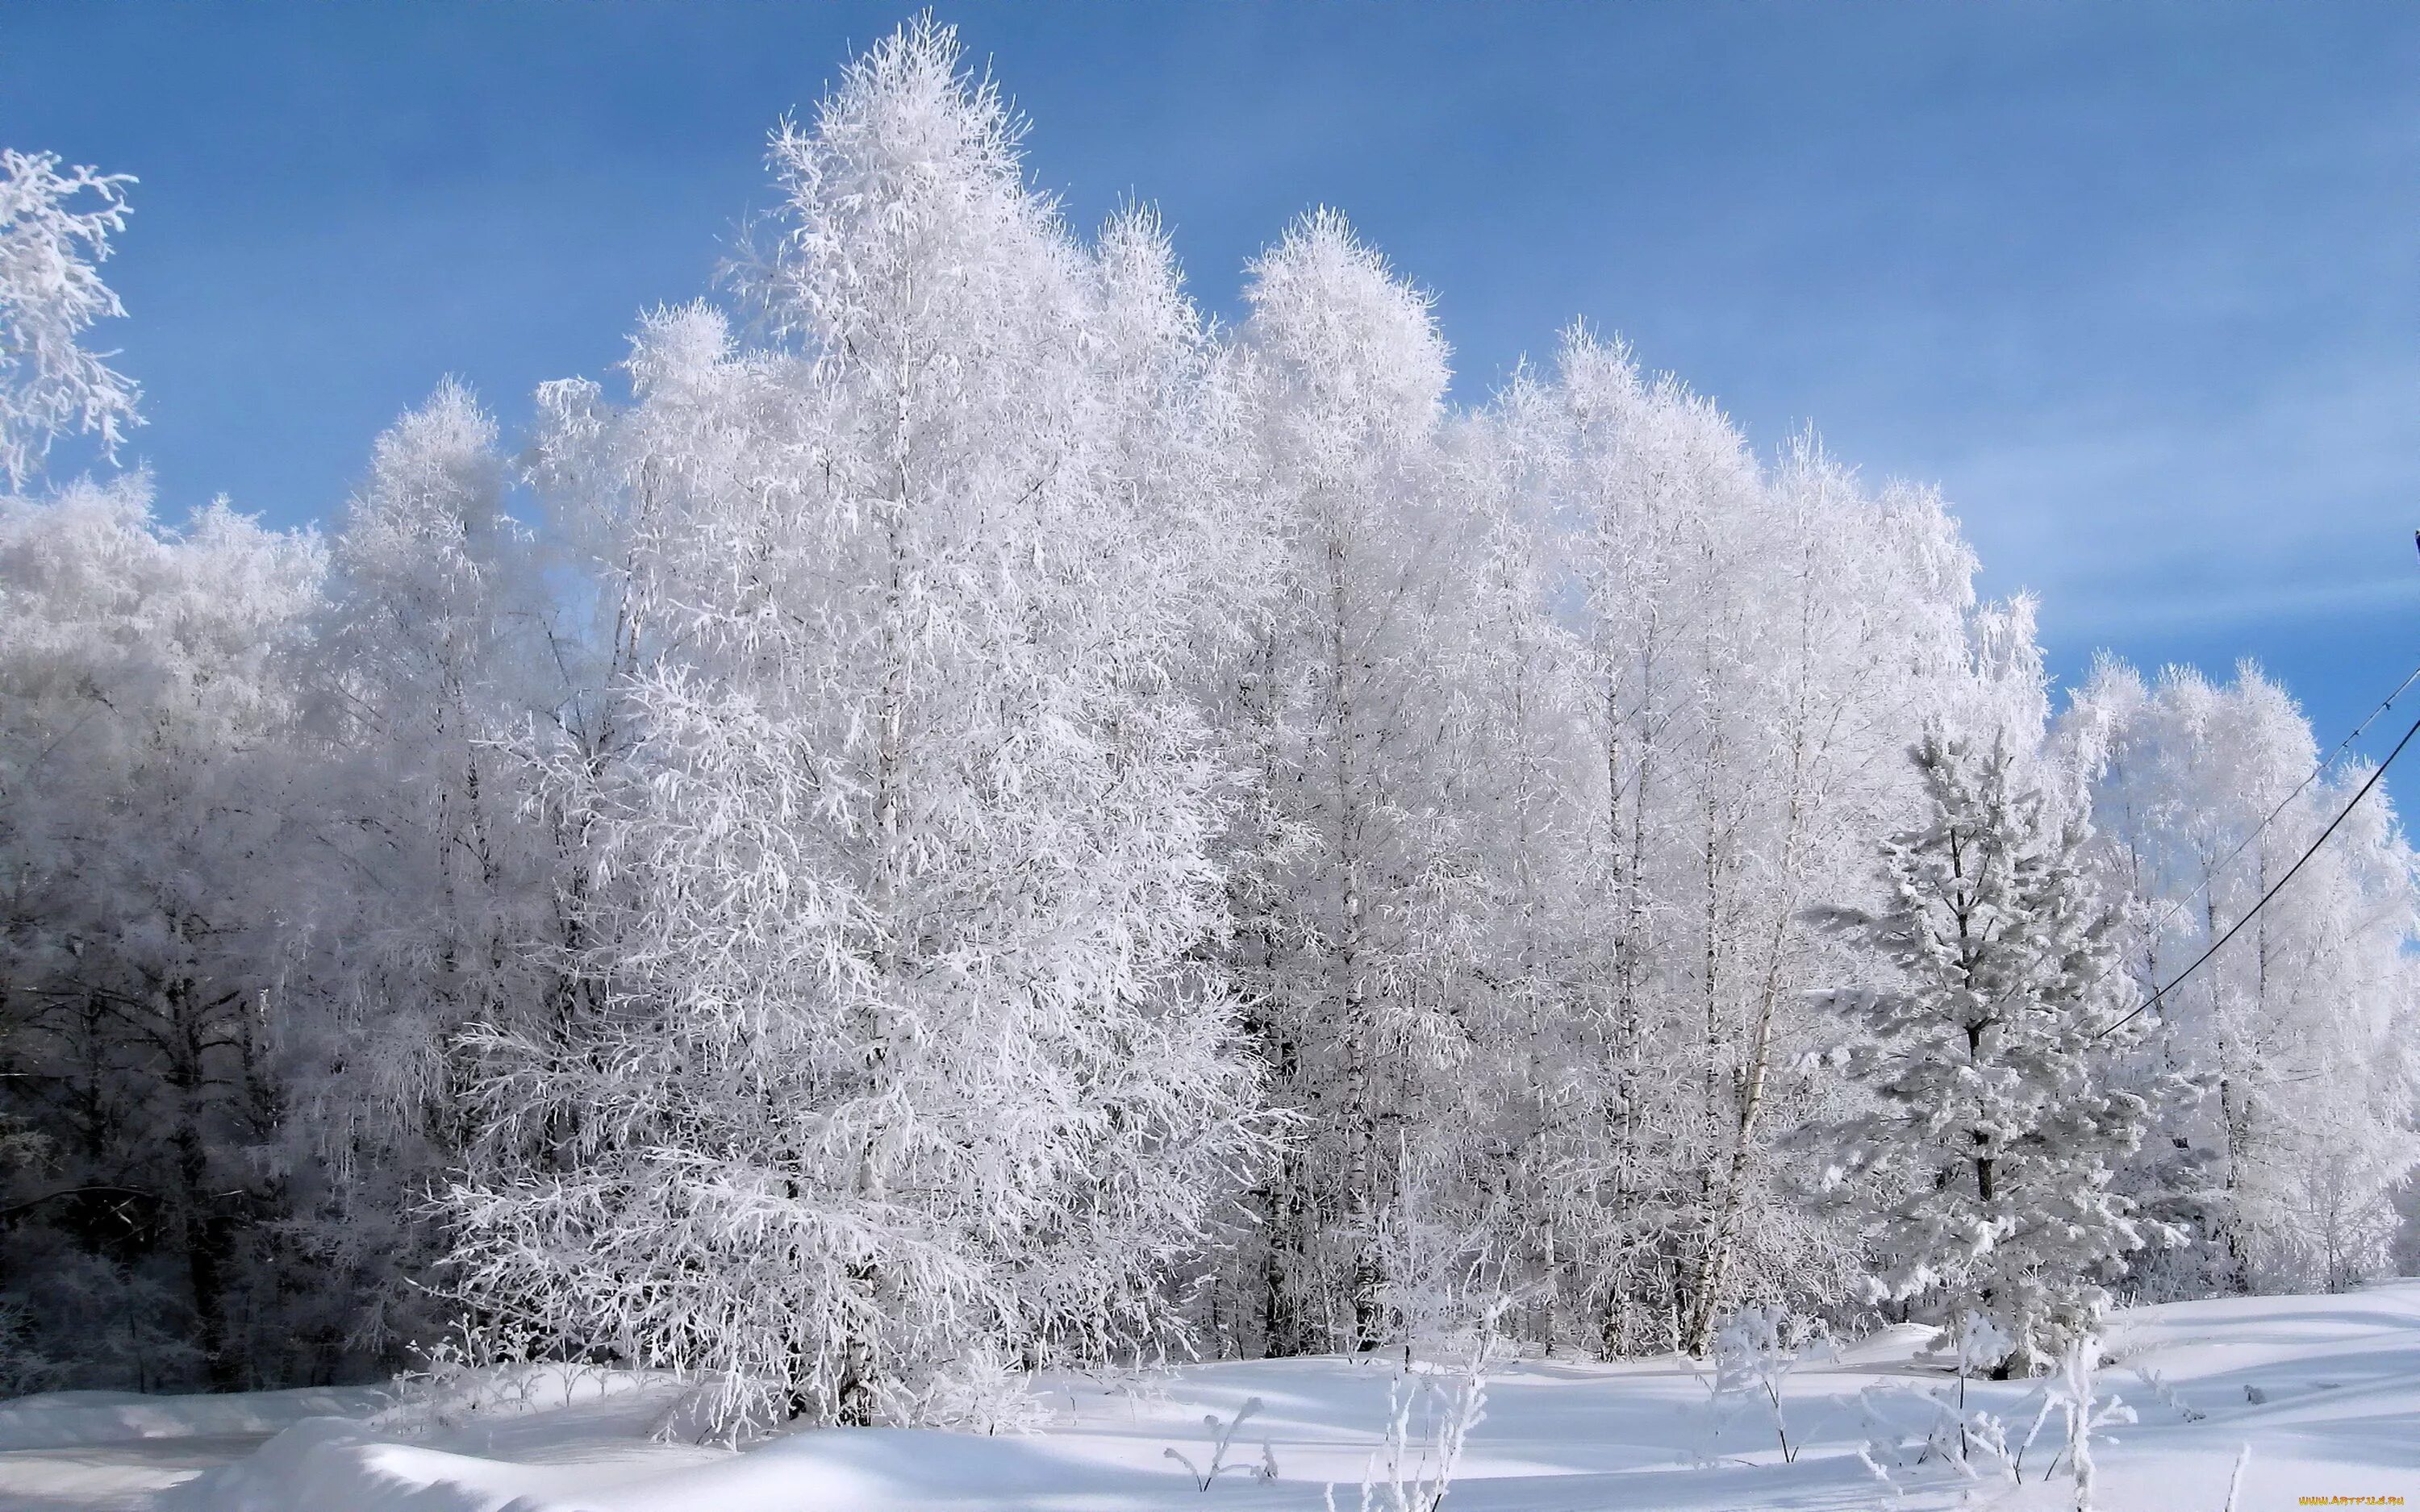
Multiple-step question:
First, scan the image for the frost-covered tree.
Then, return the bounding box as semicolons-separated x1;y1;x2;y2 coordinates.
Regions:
1223;208;1466;1356
2063;660;2420;1294
1667;444;1985;1355
285;381;569;1354
1384;402;1596;1355
0;142;361;1389
1808;731;2174;1375
0;478;325;1387
1487;332;1982;1356
0;150;140;489
440;22;1264;1431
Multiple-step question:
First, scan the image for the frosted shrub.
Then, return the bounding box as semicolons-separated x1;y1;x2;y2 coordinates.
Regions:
374;1322;650;1439
1705;1302;1825;1464
922;1343;1055;1437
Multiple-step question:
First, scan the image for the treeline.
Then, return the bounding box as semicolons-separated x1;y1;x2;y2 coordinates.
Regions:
1;23;2412;1422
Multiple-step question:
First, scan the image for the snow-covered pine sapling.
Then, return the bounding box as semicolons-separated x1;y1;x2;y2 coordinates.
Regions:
1165;1397;1273;1490
1806;732;2173;1379
1706;1302;1824;1464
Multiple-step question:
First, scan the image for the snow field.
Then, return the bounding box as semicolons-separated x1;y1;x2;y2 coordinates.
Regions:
2;1280;2411;1512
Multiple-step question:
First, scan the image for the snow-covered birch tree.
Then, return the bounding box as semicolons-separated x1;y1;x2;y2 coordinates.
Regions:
286;381;567;1355
1226;209;1459;1356
2063;661;2420;1294
438;22;1264;1430
1510;332;1980;1356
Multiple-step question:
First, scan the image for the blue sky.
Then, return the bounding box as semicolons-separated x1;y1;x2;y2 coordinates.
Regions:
7;2;2418;767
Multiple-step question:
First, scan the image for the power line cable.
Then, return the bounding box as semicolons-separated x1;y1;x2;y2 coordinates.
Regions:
1961;651;2420;1039
2094;699;2420;1040
2130;656;2420;949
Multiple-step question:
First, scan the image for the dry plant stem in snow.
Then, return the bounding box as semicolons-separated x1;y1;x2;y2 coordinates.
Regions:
1855;1311;2020;1493
1164;1396;1276;1489
1334;1293;1509;1512
2128;1361;2204;1422
2050;1333;2131;1511
2223;1442;2252;1512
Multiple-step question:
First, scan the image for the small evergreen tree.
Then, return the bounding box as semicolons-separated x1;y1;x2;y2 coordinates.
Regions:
1809;731;2173;1376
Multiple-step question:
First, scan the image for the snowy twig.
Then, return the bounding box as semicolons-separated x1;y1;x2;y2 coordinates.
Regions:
1165;1397;1275;1490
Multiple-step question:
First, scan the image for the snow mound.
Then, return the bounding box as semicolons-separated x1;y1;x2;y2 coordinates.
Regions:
161;1414;734;1512
163;1420;1210;1512
159;1417;637;1512
0;1385;390;1452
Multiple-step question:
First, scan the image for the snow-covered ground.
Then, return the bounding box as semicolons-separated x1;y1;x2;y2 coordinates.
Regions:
6;1281;2417;1512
